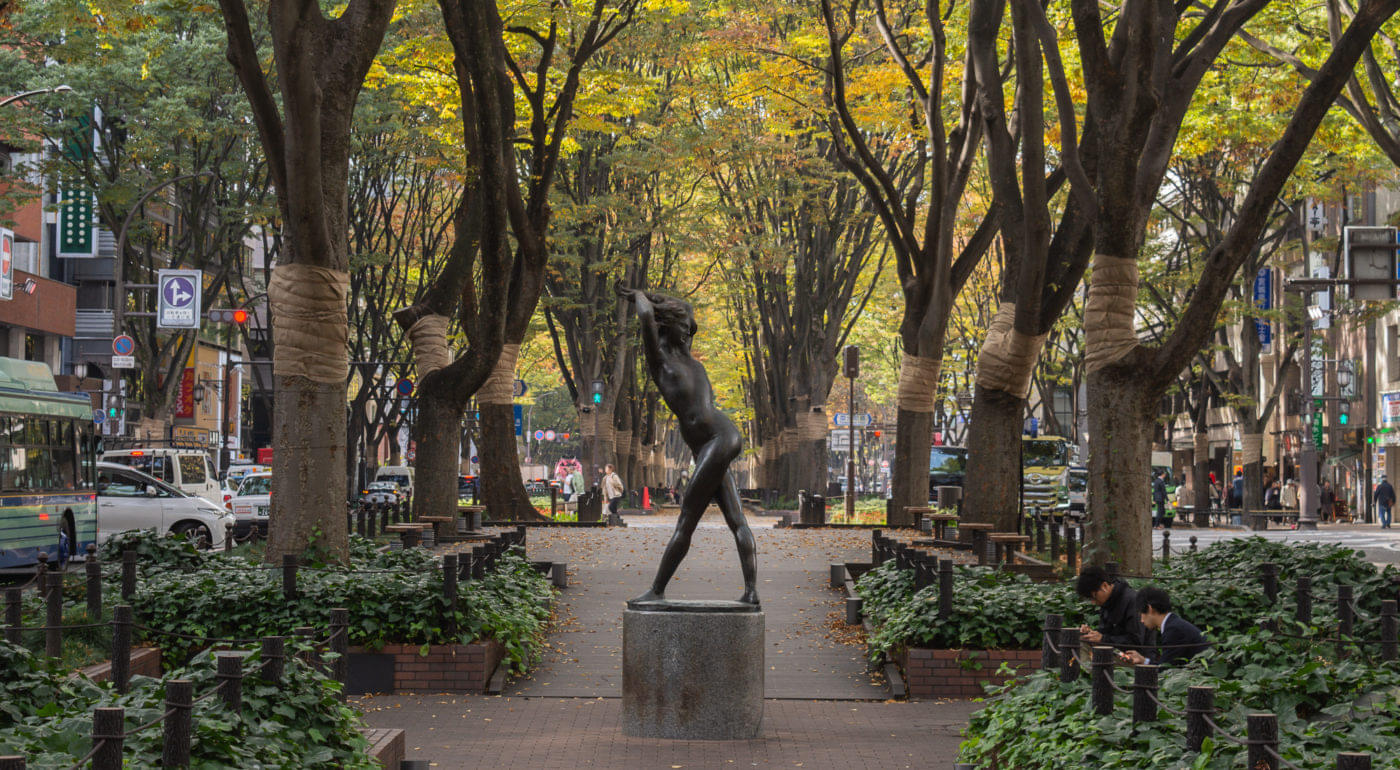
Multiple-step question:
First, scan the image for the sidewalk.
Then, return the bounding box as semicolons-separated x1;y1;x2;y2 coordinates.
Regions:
354;695;979;769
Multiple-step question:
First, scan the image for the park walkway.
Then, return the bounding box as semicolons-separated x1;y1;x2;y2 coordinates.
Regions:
355;515;982;767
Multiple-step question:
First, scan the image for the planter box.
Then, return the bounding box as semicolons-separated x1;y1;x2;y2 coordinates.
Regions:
897;647;1040;699
346;640;505;694
78;646;162;683
360;728;405;768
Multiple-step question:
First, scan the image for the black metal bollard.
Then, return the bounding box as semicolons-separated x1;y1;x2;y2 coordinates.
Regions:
1050;521;1060;562
1059;629;1080;682
1189;535;1198;553
356;506;366;537
260;636;285;683
1132;664;1159;724
1259;562;1279;604
111;605;133;694
85;543;101;618
216;653;243;714
91;707;125;770
45;572;62;658
1161;530;1171;563
161;679;193;767
1381;600;1397;662
121;549;137;601
1247;713;1279;770
366;504;377;539
1091;646;1114;715
1042;614;1062;670
4;588;20;645
442;556;459;637
1296;577;1313;625
938;559;954;621
1185;686;1215;752
845;596;863;626
282;554;298;600
224;522;234;553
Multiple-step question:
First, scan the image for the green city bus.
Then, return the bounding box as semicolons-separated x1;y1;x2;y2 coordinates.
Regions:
0;357;98;569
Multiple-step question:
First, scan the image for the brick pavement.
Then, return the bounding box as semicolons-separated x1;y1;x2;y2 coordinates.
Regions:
354;694;979;769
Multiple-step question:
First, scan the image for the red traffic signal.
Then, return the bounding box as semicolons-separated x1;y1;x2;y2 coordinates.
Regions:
873;430;881;439
209;308;249;323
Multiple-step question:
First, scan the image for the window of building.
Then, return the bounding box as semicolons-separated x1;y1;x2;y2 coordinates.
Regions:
1390;325;1400;382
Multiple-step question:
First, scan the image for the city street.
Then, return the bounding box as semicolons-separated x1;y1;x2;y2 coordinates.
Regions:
1159;524;1400;566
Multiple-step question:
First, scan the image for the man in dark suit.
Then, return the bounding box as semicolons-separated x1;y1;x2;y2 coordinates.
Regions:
1122;586;1209;667
1075;566;1147;650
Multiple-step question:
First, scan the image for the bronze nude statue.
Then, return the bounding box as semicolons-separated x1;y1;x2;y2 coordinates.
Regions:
618;287;759;606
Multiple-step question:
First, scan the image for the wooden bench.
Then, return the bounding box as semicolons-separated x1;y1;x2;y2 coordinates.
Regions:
419;515;455;539
384;522;432;548
1245;509;1300;531
926;513;959;540
905;506;938;531
988;533;1031;565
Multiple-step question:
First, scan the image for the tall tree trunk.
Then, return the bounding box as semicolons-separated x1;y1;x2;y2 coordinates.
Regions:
890;408;933;526
413;390;466;519
1193;429;1212;517
271;379;348;557
480;401;542;519
1241;429;1265;513
1084;365;1155;573
961;386;1022;530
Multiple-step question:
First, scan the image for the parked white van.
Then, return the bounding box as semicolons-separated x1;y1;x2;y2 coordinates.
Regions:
374;465;414;497
101;448;221;504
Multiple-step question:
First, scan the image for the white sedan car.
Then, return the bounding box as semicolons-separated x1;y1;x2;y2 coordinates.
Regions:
229;472;271;541
96;461;235;549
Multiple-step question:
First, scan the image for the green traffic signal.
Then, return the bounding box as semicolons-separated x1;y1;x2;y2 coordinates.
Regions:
107;407;118;418
592;392;602;404
1339;412;1349;426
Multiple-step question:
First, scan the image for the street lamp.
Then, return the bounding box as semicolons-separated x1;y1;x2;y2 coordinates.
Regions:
0;85;72;108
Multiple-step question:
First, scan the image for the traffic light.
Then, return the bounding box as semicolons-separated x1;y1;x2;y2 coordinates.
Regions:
591;379;604;405
208;308;249;324
106;395;119;419
873;430;882;439
1339;400;1350;426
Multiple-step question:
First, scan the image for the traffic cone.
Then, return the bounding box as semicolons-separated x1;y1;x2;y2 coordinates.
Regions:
643;486;651;510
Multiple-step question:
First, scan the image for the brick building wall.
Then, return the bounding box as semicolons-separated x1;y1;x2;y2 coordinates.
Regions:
898;648;1041;699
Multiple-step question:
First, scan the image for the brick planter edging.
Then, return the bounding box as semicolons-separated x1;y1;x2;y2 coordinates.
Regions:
346;640;505;694
897;647;1040;699
77;646;163;683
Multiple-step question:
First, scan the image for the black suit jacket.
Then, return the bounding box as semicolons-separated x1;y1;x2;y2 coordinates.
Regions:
1152;614;1209;667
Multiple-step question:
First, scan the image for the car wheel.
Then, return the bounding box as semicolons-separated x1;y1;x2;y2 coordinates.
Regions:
172;521;212;549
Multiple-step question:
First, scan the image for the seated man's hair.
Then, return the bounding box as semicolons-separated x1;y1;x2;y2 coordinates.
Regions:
1076;566;1110;598
1136;586;1172;615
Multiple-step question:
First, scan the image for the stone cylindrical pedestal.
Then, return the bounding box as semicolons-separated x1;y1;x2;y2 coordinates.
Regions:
623;601;764;739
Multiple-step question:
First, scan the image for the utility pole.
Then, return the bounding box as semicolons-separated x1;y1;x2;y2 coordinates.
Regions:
844;346;859;521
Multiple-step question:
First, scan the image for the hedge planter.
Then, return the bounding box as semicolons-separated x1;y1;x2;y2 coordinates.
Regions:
346;639;506;694
897;647;1040;699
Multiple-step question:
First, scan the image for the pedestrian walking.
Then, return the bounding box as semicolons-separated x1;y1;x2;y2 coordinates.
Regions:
1320;480;1336;523
1152;471;1167;529
1281;479;1298;510
1374;476;1395;529
1231;470;1244;510
602;463;625;518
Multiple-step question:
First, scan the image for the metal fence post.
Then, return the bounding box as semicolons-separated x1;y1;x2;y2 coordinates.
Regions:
1041;614;1062;670
112;605;133;694
1161;530;1171;563
1259;562;1279;604
1185;686;1215;752
161;679;192;767
1381;600;1397;662
85;543;102;618
1059;629;1080;682
121;550;137;601
282;554;298;600
1132;664;1159;724
91;707;124;770
45;572;63;658
216;653;243;714
938;559;954;621
1246;713;1278;770
260;636;285;684
4;588;19;645
330;608;349;697
1091;646;1115;715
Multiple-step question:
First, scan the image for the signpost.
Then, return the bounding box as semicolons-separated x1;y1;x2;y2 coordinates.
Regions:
833;412;873;427
157;269;202;329
111;334;136;369
513;379;528;398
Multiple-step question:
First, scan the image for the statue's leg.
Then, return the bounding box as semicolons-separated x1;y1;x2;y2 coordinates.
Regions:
633;436;729;601
715;470;758;604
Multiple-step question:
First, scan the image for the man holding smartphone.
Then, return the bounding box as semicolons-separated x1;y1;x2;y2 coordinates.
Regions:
1074;565;1147;651
1121;586;1210;667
